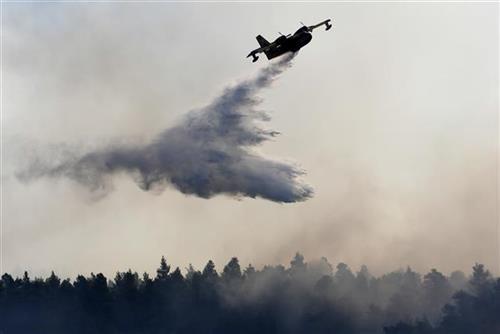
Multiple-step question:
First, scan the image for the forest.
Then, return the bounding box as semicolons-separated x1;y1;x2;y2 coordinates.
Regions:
1;254;498;333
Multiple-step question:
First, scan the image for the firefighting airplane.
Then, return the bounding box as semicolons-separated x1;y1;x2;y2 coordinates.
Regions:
247;19;333;62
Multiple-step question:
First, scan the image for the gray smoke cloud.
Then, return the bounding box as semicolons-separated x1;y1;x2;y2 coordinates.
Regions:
19;53;312;203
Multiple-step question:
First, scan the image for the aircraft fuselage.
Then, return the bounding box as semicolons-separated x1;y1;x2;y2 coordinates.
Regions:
266;27;312;59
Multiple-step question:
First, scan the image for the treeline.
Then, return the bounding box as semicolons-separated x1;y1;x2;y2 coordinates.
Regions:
0;254;498;333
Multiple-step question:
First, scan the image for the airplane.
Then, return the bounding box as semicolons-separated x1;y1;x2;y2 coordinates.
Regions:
247;19;332;63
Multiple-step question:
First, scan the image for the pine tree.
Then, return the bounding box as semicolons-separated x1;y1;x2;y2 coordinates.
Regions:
156;256;171;280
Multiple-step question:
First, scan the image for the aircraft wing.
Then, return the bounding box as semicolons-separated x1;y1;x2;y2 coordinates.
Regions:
247;44;274;58
247;42;278;62
307;19;332;32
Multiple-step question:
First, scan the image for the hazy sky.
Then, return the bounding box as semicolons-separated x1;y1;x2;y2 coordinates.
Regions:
3;2;498;278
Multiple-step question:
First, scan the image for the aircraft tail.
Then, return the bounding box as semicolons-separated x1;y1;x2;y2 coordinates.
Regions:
256;35;270;48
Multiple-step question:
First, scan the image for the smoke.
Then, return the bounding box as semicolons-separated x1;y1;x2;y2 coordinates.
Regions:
18;53;312;203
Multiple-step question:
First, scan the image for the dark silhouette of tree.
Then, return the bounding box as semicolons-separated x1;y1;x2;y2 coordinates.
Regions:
222;257;242;282
384;267;500;334
1;257;497;334
354;265;371;303
468;263;492;294
185;264;198;281
156;256;170;280
335;262;356;284
422;269;452;323
202;260;218;280
113;270;141;333
46;271;61;290
385;267;422;324
243;264;256;278
289;252;307;278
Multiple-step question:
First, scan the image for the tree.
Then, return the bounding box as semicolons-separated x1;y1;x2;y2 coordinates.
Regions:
309;257;333;282
222;257;242;282
170;267;184;285
114;270;140;302
1;273;15;291
202;260;218;280
46;271;61;290
355;265;372;303
22;271;30;284
185;264;199;281
386;267;423;323
334;263;356;290
290;252;307;277
113;270;141;332
422;269;452;322
74;275;89;294
0;258;497;334
356;265;371;287
243;264;256;278
156;256;171;280
469;263;492;294
335;263;355;281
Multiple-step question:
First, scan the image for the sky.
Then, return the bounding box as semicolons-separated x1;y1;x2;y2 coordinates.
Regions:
2;2;499;278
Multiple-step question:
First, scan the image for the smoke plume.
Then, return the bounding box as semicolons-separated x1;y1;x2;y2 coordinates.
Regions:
19;53;312;203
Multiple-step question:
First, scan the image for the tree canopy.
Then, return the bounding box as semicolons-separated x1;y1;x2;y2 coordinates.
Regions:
1;256;497;334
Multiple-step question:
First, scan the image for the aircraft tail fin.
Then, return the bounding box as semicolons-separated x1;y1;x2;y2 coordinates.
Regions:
256;35;270;47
